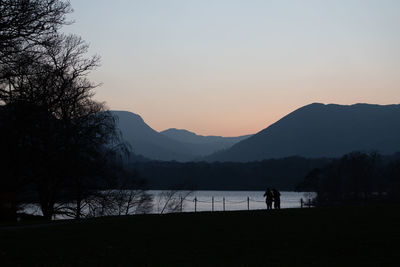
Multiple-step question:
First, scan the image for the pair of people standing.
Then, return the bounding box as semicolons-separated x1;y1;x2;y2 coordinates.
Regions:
263;188;280;209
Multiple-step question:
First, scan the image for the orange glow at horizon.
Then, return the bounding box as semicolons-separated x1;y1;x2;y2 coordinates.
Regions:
69;0;400;137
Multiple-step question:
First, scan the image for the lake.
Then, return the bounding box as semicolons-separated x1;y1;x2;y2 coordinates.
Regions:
22;191;315;218
151;190;314;213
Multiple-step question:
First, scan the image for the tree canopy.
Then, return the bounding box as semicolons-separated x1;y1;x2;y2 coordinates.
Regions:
0;0;131;220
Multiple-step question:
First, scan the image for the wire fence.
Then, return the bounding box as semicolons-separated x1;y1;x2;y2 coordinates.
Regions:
164;195;314;213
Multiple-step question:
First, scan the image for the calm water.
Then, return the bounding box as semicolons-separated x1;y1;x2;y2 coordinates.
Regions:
151;191;314;213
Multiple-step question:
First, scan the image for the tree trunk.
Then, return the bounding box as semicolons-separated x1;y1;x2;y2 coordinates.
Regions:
40;201;54;220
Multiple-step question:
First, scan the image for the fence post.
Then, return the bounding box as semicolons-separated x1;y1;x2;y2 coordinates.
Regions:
223;197;225;211
180;196;183;212
194;197;197;212
212;197;214;212
247;197;250;211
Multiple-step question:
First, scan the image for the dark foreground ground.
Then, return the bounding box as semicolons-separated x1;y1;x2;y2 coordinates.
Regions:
1;206;400;266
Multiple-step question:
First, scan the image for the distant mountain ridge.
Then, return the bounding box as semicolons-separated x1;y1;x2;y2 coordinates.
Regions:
206;103;400;162
111;111;251;161
112;111;194;161
161;128;251;144
161;128;251;156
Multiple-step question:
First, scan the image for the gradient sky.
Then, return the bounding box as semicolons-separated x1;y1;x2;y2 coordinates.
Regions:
66;0;400;136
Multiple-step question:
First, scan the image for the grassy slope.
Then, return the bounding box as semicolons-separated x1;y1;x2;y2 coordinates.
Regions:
1;206;400;266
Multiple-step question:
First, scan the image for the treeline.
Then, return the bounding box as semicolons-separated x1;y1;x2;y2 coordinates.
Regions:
297;152;400;206
0;1;150;221
128;157;331;190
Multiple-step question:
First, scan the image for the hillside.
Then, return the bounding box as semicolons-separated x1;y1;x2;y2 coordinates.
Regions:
112;111;252;161
206;103;400;162
160;128;251;156
112;111;195;161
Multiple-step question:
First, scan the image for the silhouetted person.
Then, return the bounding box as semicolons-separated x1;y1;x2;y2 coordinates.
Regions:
263;188;273;210
272;189;281;209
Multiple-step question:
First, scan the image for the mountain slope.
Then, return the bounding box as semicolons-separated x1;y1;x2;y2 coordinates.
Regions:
160;128;251;156
206;103;400;162
112;111;195;161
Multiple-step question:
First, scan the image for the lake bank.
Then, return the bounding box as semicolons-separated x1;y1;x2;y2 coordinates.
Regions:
19;191;312;218
1;205;400;266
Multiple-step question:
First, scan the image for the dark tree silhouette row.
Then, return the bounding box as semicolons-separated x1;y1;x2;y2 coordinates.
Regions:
129;157;330;190
297;152;400;206
127;153;400;192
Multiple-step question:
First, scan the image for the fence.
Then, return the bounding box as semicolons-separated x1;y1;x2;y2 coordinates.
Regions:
168;196;312;213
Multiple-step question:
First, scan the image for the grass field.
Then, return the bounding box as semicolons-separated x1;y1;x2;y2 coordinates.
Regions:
1;206;400;266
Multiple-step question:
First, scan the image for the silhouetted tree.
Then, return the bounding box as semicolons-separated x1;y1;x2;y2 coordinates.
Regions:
385;160;400;201
156;189;193;214
297;152;393;206
0;0;72;219
0;1;128;220
111;171;153;215
296;168;322;192
57;168;153;218
0;0;71;65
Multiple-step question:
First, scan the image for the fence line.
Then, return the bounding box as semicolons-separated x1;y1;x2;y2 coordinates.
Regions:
176;196;312;213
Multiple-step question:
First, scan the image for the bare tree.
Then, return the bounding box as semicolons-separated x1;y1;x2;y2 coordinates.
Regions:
113;189;153;216
0;1;72;219
0;0;71;62
157;190;194;214
53;170;153;219
0;13;127;219
110;172;153;216
75;189;153;218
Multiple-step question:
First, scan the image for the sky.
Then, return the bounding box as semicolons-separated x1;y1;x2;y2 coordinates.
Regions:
66;0;400;136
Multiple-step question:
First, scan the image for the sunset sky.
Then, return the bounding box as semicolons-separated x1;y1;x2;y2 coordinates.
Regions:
66;0;400;136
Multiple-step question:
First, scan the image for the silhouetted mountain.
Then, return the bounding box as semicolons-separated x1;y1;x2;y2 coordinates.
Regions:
160;128;251;156
206;103;400;162
112;111;195;161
